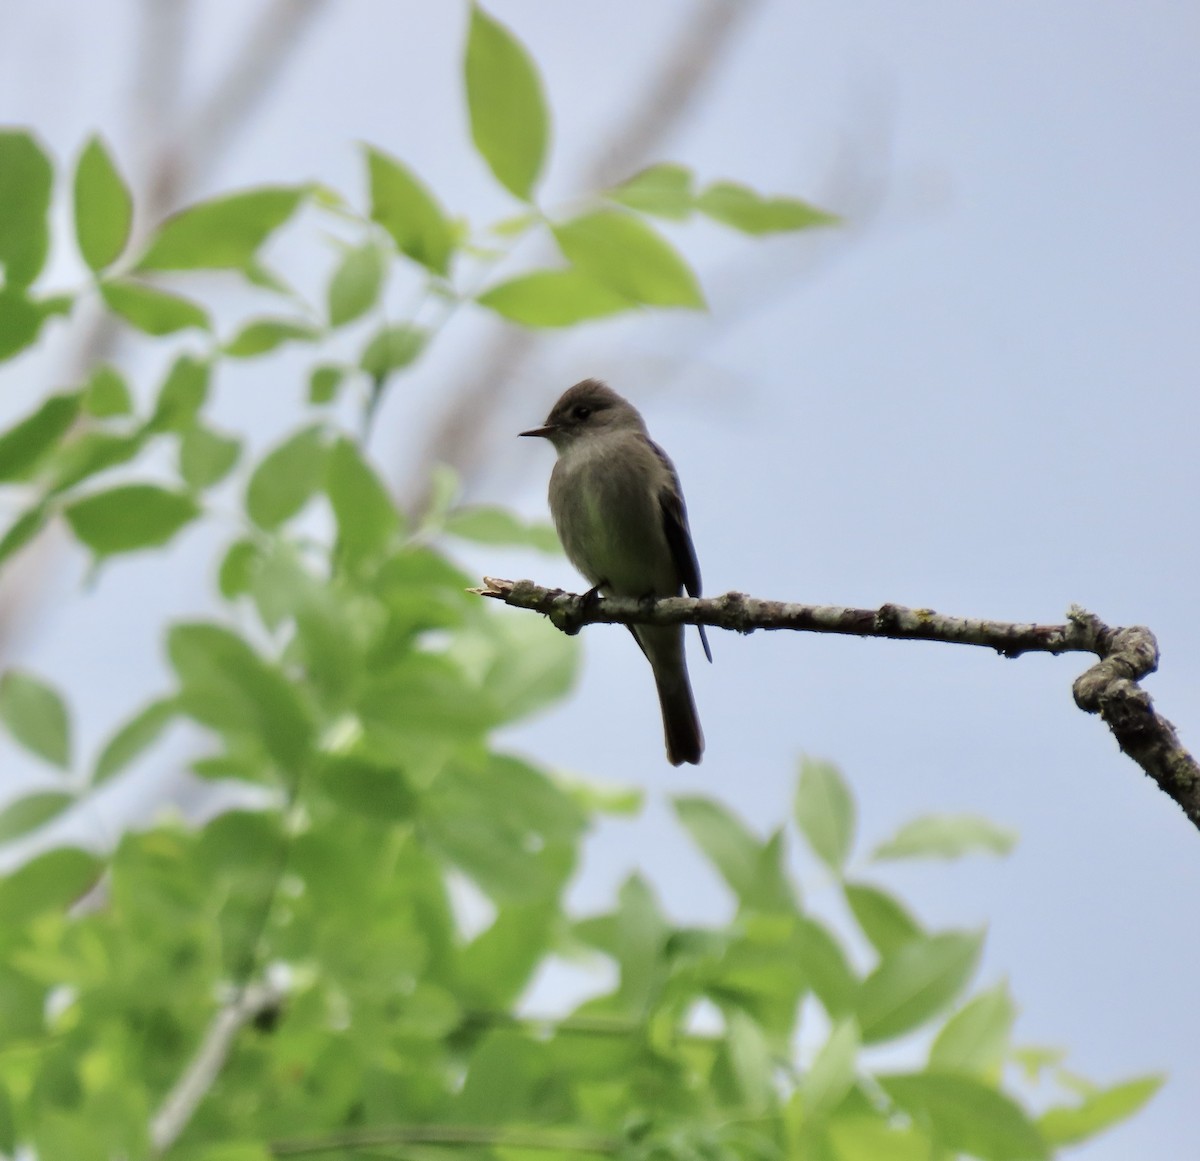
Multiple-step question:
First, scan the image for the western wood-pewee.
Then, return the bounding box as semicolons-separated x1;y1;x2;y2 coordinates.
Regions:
521;379;711;765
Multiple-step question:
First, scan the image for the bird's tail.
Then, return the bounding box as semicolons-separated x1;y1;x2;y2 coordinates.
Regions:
655;665;704;767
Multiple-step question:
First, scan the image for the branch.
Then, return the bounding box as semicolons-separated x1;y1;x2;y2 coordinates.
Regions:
474;579;1200;831
149;980;284;1157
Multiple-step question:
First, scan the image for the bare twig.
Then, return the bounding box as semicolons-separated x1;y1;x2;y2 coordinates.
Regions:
475;579;1200;830
149;979;285;1157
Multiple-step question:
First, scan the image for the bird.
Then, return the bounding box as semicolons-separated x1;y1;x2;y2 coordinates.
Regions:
521;379;710;765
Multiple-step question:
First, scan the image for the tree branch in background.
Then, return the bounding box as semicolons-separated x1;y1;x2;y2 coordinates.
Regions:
476;578;1200;831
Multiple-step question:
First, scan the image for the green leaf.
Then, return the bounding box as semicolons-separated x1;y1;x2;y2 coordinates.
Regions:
825;1115;931;1161
929;980;1016;1078
93;698;178;785
223;317;320;358
136;186;305;271
0;848;100;927
317;755;415;821
328;242;386;326
245;425;327;530
64;484;199;556
476;268;633;327
180;425;241;491
147;354;210;432
0;505;48;567
796;916;859;1019
308;364;346;405
794;757;855;872
464;4;549;200
0;130;53;287
0;393;80;482
675;795;766;900
857;931;982;1044
872;814;1017;861
218;539;262;600
365;147;454;275
101;279;210;335
609;163;695;220
0;287;46;362
553;210;704;308
1038;1075;1163;1147
444;505;559;553
844;881;922;957
696;181;838;234
82;364;132;418
802;1018;860;1119
726;1009;775;1112
167;621;313;771
73;136;133;271
0;791;74;842
48;431;144;494
879;1072;1048;1161
325;437;400;570
360;323;427;380
0;670;71;768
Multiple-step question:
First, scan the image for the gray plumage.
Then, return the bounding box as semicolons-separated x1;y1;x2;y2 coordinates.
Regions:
521;379;709;765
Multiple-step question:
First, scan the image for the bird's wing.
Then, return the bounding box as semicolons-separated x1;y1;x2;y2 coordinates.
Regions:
651;439;712;663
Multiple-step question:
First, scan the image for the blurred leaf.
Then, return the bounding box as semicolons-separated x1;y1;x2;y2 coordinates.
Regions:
0;393;80;482
609;163;694;219
360;323;427;381
553;210;704;308
465;4;548;200
696;181;837;234
65;484;198;556
444;505;560;553
844;881;922;957
929;980;1016;1079
0;847;100;927
101;280;210;335
82;364;132;417
224;317;320;358
245;425;327;530
1039;1075;1163;1147
180;424;241;490
0;791;74;842
825;1115;931;1161
0;670;72;768
1013;1045;1067;1083
218;539;262;600
0;287;45;362
475;602;580;726
308;364;346;405
0;1082;12;1154
93;697;178;785
879;1072;1048;1161
366;147;454;275
803;1017;860;1120
48;430;144;493
796;915;859;1019
73;136;132;272
317;755;415;821
325;436;400;570
461;898;557;1008
857;931;982;1044
726;1009;775;1112
0;130;53;287
136;186;305;271
872;815;1017;861
147;354;210;432
794;757;855;872
328;241;386;326
0;505;48;567
168;621;314;771
476;268;633;327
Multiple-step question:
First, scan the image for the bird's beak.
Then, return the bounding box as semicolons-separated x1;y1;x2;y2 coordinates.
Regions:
519;424;557;439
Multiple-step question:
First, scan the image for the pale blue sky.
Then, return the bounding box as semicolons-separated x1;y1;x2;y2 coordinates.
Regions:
1;2;1197;1156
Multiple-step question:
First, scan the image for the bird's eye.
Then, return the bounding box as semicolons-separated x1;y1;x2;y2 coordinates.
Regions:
573;405;592;421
